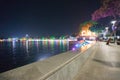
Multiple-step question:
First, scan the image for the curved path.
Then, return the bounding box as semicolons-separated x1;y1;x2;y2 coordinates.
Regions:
74;42;120;80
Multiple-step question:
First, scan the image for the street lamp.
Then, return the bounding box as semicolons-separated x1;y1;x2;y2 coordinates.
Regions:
111;20;117;32
111;20;117;26
111;20;117;43
111;20;117;31
103;27;109;39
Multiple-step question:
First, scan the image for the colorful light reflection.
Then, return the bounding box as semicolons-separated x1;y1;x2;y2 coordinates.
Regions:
72;40;90;51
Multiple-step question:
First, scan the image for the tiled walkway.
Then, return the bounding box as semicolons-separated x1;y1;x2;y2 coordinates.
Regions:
74;42;120;80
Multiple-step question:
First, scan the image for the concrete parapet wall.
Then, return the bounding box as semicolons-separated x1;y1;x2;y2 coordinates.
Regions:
0;43;95;80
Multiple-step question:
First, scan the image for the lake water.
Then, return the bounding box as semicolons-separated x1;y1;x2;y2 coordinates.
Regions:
0;40;70;73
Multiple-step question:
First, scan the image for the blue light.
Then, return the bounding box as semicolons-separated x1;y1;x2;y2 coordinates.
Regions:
75;44;79;47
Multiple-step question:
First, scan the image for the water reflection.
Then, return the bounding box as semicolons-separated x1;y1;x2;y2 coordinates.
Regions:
12;41;17;65
0;40;70;73
35;41;39;53
25;40;30;57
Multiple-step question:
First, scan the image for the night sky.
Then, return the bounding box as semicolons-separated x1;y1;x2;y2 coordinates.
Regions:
0;0;101;38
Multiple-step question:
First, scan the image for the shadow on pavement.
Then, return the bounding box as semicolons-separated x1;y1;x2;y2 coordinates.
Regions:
93;58;120;68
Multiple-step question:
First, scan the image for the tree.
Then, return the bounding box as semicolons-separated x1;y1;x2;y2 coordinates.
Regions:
79;20;97;33
92;0;120;21
89;24;105;33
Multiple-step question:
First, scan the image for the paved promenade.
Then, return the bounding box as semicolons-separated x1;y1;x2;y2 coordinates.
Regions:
74;42;120;80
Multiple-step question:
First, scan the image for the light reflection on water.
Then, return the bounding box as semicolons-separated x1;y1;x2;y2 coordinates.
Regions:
0;41;69;73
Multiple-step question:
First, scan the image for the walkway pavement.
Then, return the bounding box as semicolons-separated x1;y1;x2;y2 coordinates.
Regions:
74;42;120;80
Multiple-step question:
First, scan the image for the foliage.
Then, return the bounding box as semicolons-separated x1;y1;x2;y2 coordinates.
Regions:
92;0;120;21
79;20;97;33
89;24;105;33
59;35;65;39
79;20;97;27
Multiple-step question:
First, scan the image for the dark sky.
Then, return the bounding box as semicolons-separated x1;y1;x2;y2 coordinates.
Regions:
0;0;101;38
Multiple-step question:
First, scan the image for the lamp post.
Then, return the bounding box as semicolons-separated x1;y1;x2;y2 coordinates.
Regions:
111;20;117;42
111;20;116;25
103;27;109;39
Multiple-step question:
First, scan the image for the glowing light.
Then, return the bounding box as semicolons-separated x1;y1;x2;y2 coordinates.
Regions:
79;21;97;37
50;36;55;40
7;38;12;42
25;34;29;38
0;39;4;42
20;37;27;41
75;44;79;47
72;48;76;51
87;31;91;36
111;20;116;25
42;37;45;40
117;36;120;39
81;31;86;36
